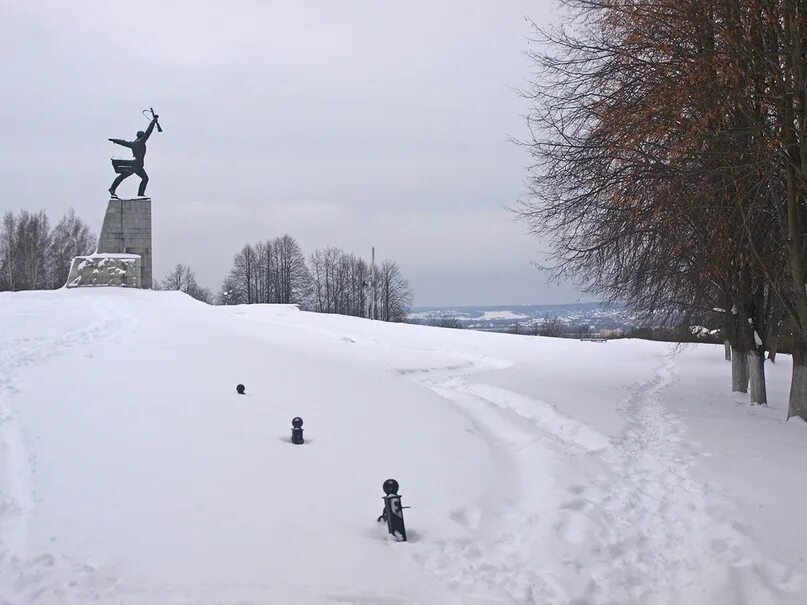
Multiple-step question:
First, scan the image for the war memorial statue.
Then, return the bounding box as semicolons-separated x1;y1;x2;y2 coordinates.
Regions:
108;108;162;198
64;109;162;289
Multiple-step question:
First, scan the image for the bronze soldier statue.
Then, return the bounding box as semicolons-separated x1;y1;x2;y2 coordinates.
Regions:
108;111;160;198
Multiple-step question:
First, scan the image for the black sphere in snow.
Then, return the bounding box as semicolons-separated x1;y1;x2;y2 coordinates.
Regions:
383;479;399;495
292;416;304;428
236;384;245;395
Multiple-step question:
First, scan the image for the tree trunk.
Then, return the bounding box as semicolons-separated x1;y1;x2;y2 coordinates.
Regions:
767;333;778;363
788;339;807;419
766;309;781;363
747;349;767;405
731;345;749;392
724;340;732;361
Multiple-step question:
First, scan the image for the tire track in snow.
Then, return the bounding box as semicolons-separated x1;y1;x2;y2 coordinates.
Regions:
400;355;608;604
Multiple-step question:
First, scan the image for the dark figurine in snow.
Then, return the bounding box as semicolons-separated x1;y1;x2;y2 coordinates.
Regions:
108;109;161;198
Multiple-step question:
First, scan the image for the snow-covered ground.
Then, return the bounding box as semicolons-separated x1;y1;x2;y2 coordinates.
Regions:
1;289;805;605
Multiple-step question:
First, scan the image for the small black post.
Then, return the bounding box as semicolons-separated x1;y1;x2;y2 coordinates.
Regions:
291;417;304;444
236;384;245;395
379;478;407;541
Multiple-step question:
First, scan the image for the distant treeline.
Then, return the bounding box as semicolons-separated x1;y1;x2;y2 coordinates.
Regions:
214;237;413;321
498;316;798;356
0;210;413;323
0;209;95;291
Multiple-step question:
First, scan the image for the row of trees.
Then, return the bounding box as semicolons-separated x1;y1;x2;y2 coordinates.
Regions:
516;316;591;339
216;236;413;321
309;248;413;321
1;207;414;323
220;235;311;306
0;209;95;291
520;0;807;418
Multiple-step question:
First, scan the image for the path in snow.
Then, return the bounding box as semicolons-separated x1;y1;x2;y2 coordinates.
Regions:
0;300;117;552
0;298;151;605
567;359;803;605
553;358;712;604
403;354;803;604
402;355;586;603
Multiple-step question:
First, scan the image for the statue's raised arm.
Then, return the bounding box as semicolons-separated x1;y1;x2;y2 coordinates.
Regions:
140;115;158;142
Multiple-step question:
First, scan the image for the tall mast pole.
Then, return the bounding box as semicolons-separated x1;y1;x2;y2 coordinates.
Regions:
371;246;376;320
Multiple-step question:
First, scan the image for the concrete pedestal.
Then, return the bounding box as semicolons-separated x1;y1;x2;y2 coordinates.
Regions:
96;197;152;289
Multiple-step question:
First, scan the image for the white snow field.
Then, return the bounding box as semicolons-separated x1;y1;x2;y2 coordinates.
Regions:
1;289;806;605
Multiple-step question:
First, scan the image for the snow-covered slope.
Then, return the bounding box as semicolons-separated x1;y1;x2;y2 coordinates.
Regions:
1;289;805;604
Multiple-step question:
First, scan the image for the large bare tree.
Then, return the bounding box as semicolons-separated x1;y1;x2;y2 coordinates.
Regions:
519;0;807;414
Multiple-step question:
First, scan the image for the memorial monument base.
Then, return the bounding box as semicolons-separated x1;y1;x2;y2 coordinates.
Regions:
66;253;142;288
66;196;153;289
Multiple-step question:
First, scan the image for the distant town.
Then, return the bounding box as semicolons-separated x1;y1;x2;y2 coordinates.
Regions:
408;302;720;343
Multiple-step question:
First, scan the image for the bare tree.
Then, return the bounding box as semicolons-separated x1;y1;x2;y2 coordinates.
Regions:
538;315;563;338
0;210;51;291
0;211;17;291
159;263;212;303
48;209;95;288
223;235;312;306
428;315;465;329
255;235;311;304
307;248;412;321
375;259;414;322
308;247;342;313
516;0;804;410
0;208;95;292
308;247;368;315
224;244;259;304
217;276;240;305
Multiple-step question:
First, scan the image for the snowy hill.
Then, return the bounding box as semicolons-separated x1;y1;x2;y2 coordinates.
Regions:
1;289;806;604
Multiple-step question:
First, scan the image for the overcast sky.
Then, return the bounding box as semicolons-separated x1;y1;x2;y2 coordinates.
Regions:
0;0;586;306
